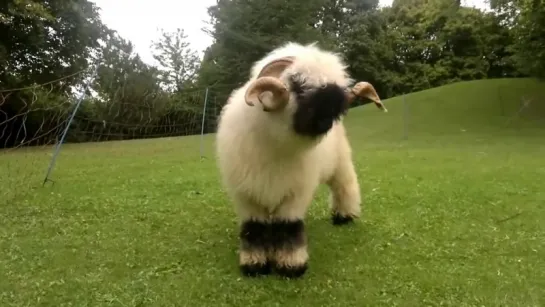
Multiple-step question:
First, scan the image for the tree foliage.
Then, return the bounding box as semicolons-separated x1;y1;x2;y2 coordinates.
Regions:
1;0;108;148
490;0;545;78
151;28;200;92
0;0;107;89
1;0;543;149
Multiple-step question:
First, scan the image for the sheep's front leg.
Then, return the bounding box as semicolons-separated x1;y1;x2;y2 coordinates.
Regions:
327;158;362;225
269;192;314;278
235;198;272;277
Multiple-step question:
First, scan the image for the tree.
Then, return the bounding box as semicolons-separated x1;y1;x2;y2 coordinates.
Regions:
0;0;108;90
335;1;399;98
370;0;522;95
151;28;201;92
0;0;108;148
489;0;545;78
3;0;536;148
92;31;166;124
198;0;333;93
69;30;205;143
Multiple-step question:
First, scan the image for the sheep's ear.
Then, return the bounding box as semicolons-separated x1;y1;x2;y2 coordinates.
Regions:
347;82;388;112
257;56;295;78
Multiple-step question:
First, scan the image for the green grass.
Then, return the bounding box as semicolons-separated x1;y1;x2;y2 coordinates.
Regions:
1;78;545;306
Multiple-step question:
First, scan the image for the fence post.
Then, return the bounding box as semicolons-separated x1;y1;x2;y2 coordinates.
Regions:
214;96;217;133
403;94;409;140
42;63;99;186
200;87;209;159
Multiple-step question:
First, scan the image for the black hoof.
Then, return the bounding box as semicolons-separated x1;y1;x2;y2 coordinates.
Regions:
240;262;272;277
275;263;308;279
332;213;355;225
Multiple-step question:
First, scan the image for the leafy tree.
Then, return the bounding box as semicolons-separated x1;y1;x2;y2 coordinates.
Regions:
491;0;545;78
151;28;201;92
0;0;108;89
0;0;108;148
337;2;398;98
2;0;541;148
374;0;521;95
198;0;333;94
92;32;166;124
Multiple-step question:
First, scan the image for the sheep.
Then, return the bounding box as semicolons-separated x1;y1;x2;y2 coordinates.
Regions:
215;42;386;279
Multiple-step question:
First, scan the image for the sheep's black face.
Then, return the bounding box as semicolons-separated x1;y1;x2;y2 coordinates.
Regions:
289;75;349;137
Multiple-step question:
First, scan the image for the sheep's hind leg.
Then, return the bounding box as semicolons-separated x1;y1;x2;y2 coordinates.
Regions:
269;193;313;278
236;199;272;277
327;159;362;225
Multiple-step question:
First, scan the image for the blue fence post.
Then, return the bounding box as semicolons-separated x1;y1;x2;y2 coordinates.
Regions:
42;63;99;186
199;87;209;159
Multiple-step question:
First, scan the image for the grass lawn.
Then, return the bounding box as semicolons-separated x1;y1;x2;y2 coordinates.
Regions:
1;78;545;306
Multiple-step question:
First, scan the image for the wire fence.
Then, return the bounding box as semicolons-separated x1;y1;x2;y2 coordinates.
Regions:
1;66;544;205
0;66;225;204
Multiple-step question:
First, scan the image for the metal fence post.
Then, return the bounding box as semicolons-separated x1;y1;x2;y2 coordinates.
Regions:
200;87;209;159
42;63;99;186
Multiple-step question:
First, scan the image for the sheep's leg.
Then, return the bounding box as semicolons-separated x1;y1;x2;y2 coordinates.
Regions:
269;192;313;278
327;158;362;225
235;197;272;277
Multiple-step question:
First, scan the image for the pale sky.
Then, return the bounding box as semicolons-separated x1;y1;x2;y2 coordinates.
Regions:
90;0;489;66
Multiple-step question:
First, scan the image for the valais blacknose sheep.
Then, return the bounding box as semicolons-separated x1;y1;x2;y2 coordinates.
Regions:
215;42;387;278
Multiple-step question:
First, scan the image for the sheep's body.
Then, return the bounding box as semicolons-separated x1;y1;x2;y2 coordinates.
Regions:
216;42;382;278
217;107;360;220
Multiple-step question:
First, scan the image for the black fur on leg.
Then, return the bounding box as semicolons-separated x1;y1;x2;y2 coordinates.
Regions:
240;262;272;277
239;219;270;248
239;219;272;277
268;219;306;249
269;218;308;278
331;212;355;225
275;263;308;279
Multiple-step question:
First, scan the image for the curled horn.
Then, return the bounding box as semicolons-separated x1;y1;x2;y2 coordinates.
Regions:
346;81;388;112
244;56;294;112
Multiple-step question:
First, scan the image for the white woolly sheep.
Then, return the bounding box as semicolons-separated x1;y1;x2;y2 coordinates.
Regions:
215;42;386;278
